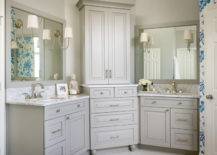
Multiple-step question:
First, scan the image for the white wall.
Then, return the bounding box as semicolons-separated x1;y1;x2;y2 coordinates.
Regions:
12;0;65;19
0;0;5;154
135;0;199;26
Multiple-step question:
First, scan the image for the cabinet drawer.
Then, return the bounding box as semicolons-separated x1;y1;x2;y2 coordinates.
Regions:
45;106;68;120
66;100;87;114
115;87;137;97
140;97;198;109
91;111;137;127
45;141;65;155
91;98;138;113
90;87;114;98
171;109;198;130
91;125;138;149
171;129;198;151
45;117;66;148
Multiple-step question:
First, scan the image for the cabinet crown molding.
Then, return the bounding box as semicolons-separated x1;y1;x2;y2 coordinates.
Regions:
76;0;135;10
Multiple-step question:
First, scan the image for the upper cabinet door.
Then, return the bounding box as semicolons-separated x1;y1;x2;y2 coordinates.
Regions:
108;9;131;84
85;7;109;84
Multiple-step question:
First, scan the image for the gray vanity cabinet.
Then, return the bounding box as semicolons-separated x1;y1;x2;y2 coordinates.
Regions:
66;111;89;155
140;97;198;151
7;97;90;155
140;107;170;147
45;141;66;155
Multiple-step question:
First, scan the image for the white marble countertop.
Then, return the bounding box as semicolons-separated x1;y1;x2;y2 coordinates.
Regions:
6;94;90;107
81;84;138;88
138;91;199;99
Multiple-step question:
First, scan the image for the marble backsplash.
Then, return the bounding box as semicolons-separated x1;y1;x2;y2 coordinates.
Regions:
6;83;199;102
6;85;56;101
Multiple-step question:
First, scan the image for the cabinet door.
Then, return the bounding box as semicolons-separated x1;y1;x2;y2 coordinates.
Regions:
108;9;130;84
85;6;109;84
45;141;65;155
66;111;89;155
140;107;170;147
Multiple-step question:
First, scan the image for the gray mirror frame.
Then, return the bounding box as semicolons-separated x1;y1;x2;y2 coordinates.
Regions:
6;0;66;88
134;21;200;84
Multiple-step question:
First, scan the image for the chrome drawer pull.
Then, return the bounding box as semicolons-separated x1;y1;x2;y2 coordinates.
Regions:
109;118;119;121
56;109;61;113
109;104;119;107
165;109;170;112
66;116;70;120
176;118;188;122
151;101;157;104
100;92;104;95
124;91;127;94
178;102;183;105
177;138;188;143
77;104;81;108
51;129;61;134
110;136;119;139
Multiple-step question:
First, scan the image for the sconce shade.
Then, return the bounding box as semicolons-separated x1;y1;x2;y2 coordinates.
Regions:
64;27;73;38
43;29;51;40
184;30;192;41
140;32;149;42
27;15;39;29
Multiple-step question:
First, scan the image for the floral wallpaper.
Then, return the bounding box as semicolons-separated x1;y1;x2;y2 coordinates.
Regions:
199;0;217;155
11;8;34;80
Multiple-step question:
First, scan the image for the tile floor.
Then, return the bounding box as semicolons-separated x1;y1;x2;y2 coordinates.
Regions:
96;147;197;155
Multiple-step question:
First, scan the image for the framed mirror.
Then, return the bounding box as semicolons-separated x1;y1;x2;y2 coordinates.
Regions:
6;1;66;87
135;23;199;83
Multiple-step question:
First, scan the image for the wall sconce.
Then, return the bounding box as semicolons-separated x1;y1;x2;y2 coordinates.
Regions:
63;27;73;49
42;27;73;50
27;14;39;29
43;29;51;40
140;32;152;53
184;29;193;52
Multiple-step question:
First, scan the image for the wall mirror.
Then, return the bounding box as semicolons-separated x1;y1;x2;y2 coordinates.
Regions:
7;2;66;87
135;24;198;83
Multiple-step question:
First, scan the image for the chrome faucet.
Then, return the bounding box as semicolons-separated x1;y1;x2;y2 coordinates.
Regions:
171;80;178;93
31;82;45;98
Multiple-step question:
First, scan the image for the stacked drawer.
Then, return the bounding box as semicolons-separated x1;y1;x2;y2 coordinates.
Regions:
87;86;138;150
44;99;89;155
140;97;198;151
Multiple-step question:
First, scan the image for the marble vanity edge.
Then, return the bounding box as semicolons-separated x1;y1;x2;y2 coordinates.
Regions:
137;92;199;99
6;94;90;107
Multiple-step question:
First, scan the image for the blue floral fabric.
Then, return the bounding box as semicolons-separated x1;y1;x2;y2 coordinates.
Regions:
199;0;216;155
11;8;34;80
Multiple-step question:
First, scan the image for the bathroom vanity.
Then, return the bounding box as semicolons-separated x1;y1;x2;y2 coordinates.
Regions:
138;93;199;151
7;95;90;155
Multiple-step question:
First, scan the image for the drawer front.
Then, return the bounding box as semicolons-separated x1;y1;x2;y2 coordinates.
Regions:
140;97;198;109
45;99;88;120
91;111;137;127
91;125;138;149
171;129;198;151
91;98;138;113
45;106;67;120
90;87;114;98
66;100;87;114
171;109;198;130
115;87;137;97
45;141;65;155
45;117;66;148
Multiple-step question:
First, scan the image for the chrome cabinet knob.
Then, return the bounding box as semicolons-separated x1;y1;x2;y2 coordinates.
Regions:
206;94;213;100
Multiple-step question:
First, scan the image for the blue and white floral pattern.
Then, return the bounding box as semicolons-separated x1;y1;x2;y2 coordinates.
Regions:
199;0;217;154
11;8;34;80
